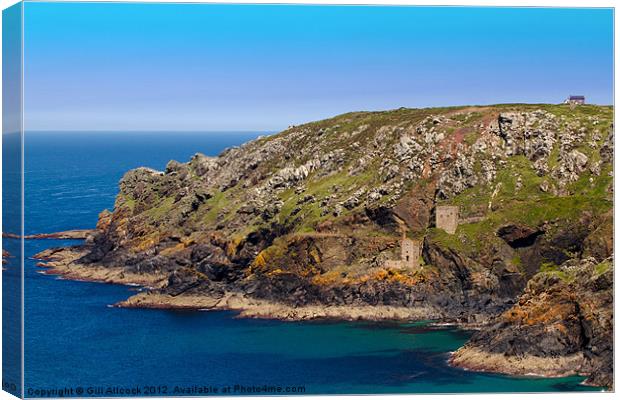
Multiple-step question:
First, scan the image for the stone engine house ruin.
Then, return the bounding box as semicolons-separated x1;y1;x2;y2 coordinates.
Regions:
401;238;421;268
384;238;421;269
436;205;459;234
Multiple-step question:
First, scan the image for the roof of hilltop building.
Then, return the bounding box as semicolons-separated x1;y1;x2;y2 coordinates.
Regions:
569;95;585;100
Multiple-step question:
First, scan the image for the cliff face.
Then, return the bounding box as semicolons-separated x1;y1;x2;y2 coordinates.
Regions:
451;257;613;388
37;104;613;385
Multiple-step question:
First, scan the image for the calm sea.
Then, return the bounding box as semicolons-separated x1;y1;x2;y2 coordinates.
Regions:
2;131;599;396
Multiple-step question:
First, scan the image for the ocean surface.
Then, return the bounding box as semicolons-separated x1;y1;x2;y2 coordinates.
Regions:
3;131;600;396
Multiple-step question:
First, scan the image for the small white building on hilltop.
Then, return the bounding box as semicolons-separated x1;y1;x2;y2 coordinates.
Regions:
564;95;585;105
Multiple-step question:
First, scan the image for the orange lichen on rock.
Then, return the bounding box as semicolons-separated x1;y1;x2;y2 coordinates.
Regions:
160;242;188;257
226;235;245;258
503;297;577;326
311;270;343;285
367;268;422;286
131;233;161;252
251;251;269;271
95;209;113;231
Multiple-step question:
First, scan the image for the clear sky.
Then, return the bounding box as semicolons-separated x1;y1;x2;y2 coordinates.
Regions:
23;3;613;131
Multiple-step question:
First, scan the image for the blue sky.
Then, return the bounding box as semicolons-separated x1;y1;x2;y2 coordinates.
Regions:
23;3;613;131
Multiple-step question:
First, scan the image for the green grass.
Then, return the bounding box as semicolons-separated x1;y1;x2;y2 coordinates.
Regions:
537;258;612;284
199;190;229;225
464;131;478;146
117;195;136;213
145;196;175;219
595;260;612;276
274;168;380;230
539;262;573;282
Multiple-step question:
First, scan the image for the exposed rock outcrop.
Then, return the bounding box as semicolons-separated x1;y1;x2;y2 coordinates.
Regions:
451;258;613;389
3;229;95;240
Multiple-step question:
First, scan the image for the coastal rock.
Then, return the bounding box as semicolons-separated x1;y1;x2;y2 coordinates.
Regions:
2;229;95;240
2;249;10;265
451;258;613;389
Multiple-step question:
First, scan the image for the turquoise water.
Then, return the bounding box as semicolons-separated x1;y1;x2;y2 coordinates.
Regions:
3;132;600;396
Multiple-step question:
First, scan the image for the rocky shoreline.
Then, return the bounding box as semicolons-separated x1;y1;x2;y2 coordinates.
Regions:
450;348;589;380
450;258;613;389
116;291;442;321
4;229;95;240
34;247;168;288
34;247;442;321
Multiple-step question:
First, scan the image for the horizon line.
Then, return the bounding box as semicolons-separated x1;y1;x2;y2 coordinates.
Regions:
13;102;615;135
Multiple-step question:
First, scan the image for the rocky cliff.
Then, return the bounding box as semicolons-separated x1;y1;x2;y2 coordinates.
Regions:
36;104;613;386
451;257;613;388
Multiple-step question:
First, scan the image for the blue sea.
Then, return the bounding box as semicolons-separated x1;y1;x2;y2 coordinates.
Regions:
2;131;600;396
